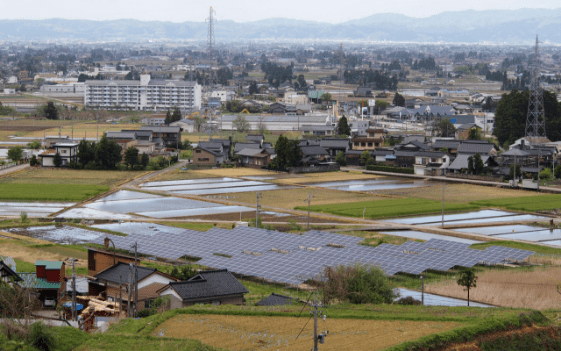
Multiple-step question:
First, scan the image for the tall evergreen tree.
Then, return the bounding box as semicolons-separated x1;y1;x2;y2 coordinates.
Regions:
337;116;351;136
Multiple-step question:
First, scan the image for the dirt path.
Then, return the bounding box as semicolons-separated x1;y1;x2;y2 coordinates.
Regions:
121;160;188;188
0;163;29;176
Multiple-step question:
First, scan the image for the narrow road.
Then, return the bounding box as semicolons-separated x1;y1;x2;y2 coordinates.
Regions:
121;160;189;188
0;163;29;176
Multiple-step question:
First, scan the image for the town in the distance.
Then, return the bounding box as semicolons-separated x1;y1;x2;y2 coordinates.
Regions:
2;5;561;351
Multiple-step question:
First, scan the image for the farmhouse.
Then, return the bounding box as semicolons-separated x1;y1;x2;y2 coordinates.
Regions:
158;269;248;309
40;143;79;167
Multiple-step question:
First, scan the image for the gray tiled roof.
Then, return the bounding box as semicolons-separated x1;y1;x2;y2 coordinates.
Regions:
169;269;248;302
95;262;156;284
256;293;300;306
300;145;329;156
106;131;137;139
140;126;181;133
415;151;447;158
320;138;351;149
448;154;491;170
236;148;266;156
198;142;223;150
395;150;418;157
245;135;264;143
432;140;461;150
234;142;261;153
457;141;496;154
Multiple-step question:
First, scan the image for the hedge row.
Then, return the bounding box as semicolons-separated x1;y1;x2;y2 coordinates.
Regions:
366;165;414;174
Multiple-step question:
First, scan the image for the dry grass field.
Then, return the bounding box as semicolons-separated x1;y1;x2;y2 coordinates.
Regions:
194;168;280;177
24;122;141;139
425;266;561;310
155;314;463;351
214;187;378;210
382;183;544;203
0;168;146;187
0;236;87;268
275;171;380;185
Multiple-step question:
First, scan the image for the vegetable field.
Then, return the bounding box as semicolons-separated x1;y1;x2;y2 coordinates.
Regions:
297;198;479;219
155;314;463;351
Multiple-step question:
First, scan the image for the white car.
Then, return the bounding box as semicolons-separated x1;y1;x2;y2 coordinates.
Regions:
43;297;56;307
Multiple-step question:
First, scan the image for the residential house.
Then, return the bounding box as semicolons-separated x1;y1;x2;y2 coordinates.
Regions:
414;151;451;176
448;153;497;173
431;139;461;155
142;115;166;126
0;260;22;284
350;128;387;151
456;124;482;140
256;293;301;306
300;145;329;164
394;140;430;168
19;261;66;307
91;262;178;310
236;148;271;166
87;246;136;277
301;124;336;137
457;140;498;156
140;126;181;148
158;269;248;309
268;102;297;114
44;135;71;148
171;118;195;133
245;135;264;146
209;138;232;157
40;143;79;167
193;143;226;166
439;89;469;99
320;138;351;160
372;149;395;163
344;150;370;166
348;120;370;136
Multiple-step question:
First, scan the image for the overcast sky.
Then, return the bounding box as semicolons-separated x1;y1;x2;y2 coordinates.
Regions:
3;0;561;23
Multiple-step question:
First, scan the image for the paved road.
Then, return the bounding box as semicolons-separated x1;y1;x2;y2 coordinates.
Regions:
0;163;29;176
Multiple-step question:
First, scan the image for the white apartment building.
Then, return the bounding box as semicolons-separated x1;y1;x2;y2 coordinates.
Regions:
84;74;201;111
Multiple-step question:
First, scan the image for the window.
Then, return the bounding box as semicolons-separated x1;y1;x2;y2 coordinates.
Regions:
199;158;210;162
367;143;373;147
195;150;201;153
361;142;366;147
354;142;359;146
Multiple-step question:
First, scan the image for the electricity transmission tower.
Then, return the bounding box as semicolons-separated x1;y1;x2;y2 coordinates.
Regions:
525;35;546;138
206;7;216;62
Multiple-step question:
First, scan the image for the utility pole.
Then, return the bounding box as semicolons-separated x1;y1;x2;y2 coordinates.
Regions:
133;242;138;318
65;258;78;321
256;192;262;228
304;193;314;230
421;275;424;306
537;148;541;191
310;292;326;350
441;183;445;228
127;264;132;317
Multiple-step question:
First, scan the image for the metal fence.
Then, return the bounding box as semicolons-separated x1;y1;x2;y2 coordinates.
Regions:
0;162;17;171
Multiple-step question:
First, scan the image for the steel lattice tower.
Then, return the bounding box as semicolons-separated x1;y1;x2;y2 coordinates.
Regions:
206;7;216;61
525;35;546;138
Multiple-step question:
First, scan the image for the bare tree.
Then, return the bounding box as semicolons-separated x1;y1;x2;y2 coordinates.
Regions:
233;115;250;132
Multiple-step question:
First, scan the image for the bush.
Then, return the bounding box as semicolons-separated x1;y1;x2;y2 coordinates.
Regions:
322;264;398;304
539;167;553;180
136;309;157;318
396;296;421;305
366;165;414;174
28;322;56;351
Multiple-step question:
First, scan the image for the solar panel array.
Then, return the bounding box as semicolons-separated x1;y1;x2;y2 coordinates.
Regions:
90;227;534;286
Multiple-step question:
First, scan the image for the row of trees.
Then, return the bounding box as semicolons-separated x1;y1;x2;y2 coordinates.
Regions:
344;69;398;90
494;89;561;146
268;135;302;171
165;107;182;124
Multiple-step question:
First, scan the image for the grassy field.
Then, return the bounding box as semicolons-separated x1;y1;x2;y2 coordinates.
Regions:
218;187;376;210
75;335;221;351
0;183;108;201
472;195;561;212
1;168;145;187
155;314;464;351
384;183;545;203
297;198;480;219
193;167;279;177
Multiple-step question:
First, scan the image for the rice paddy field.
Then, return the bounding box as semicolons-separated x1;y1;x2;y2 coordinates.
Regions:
298;198;480;219
472;195;561;212
155;314;464;351
216;187;376;210
0;183;108;201
381;183;544;203
274;171;380;185
0;168;146;187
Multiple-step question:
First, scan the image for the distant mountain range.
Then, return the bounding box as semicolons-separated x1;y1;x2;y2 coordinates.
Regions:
2;8;561;44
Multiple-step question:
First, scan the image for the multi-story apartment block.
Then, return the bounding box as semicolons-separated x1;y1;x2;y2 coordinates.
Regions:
84;74;201;111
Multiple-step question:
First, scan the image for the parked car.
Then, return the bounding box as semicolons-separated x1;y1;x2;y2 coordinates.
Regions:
44;297;56;307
